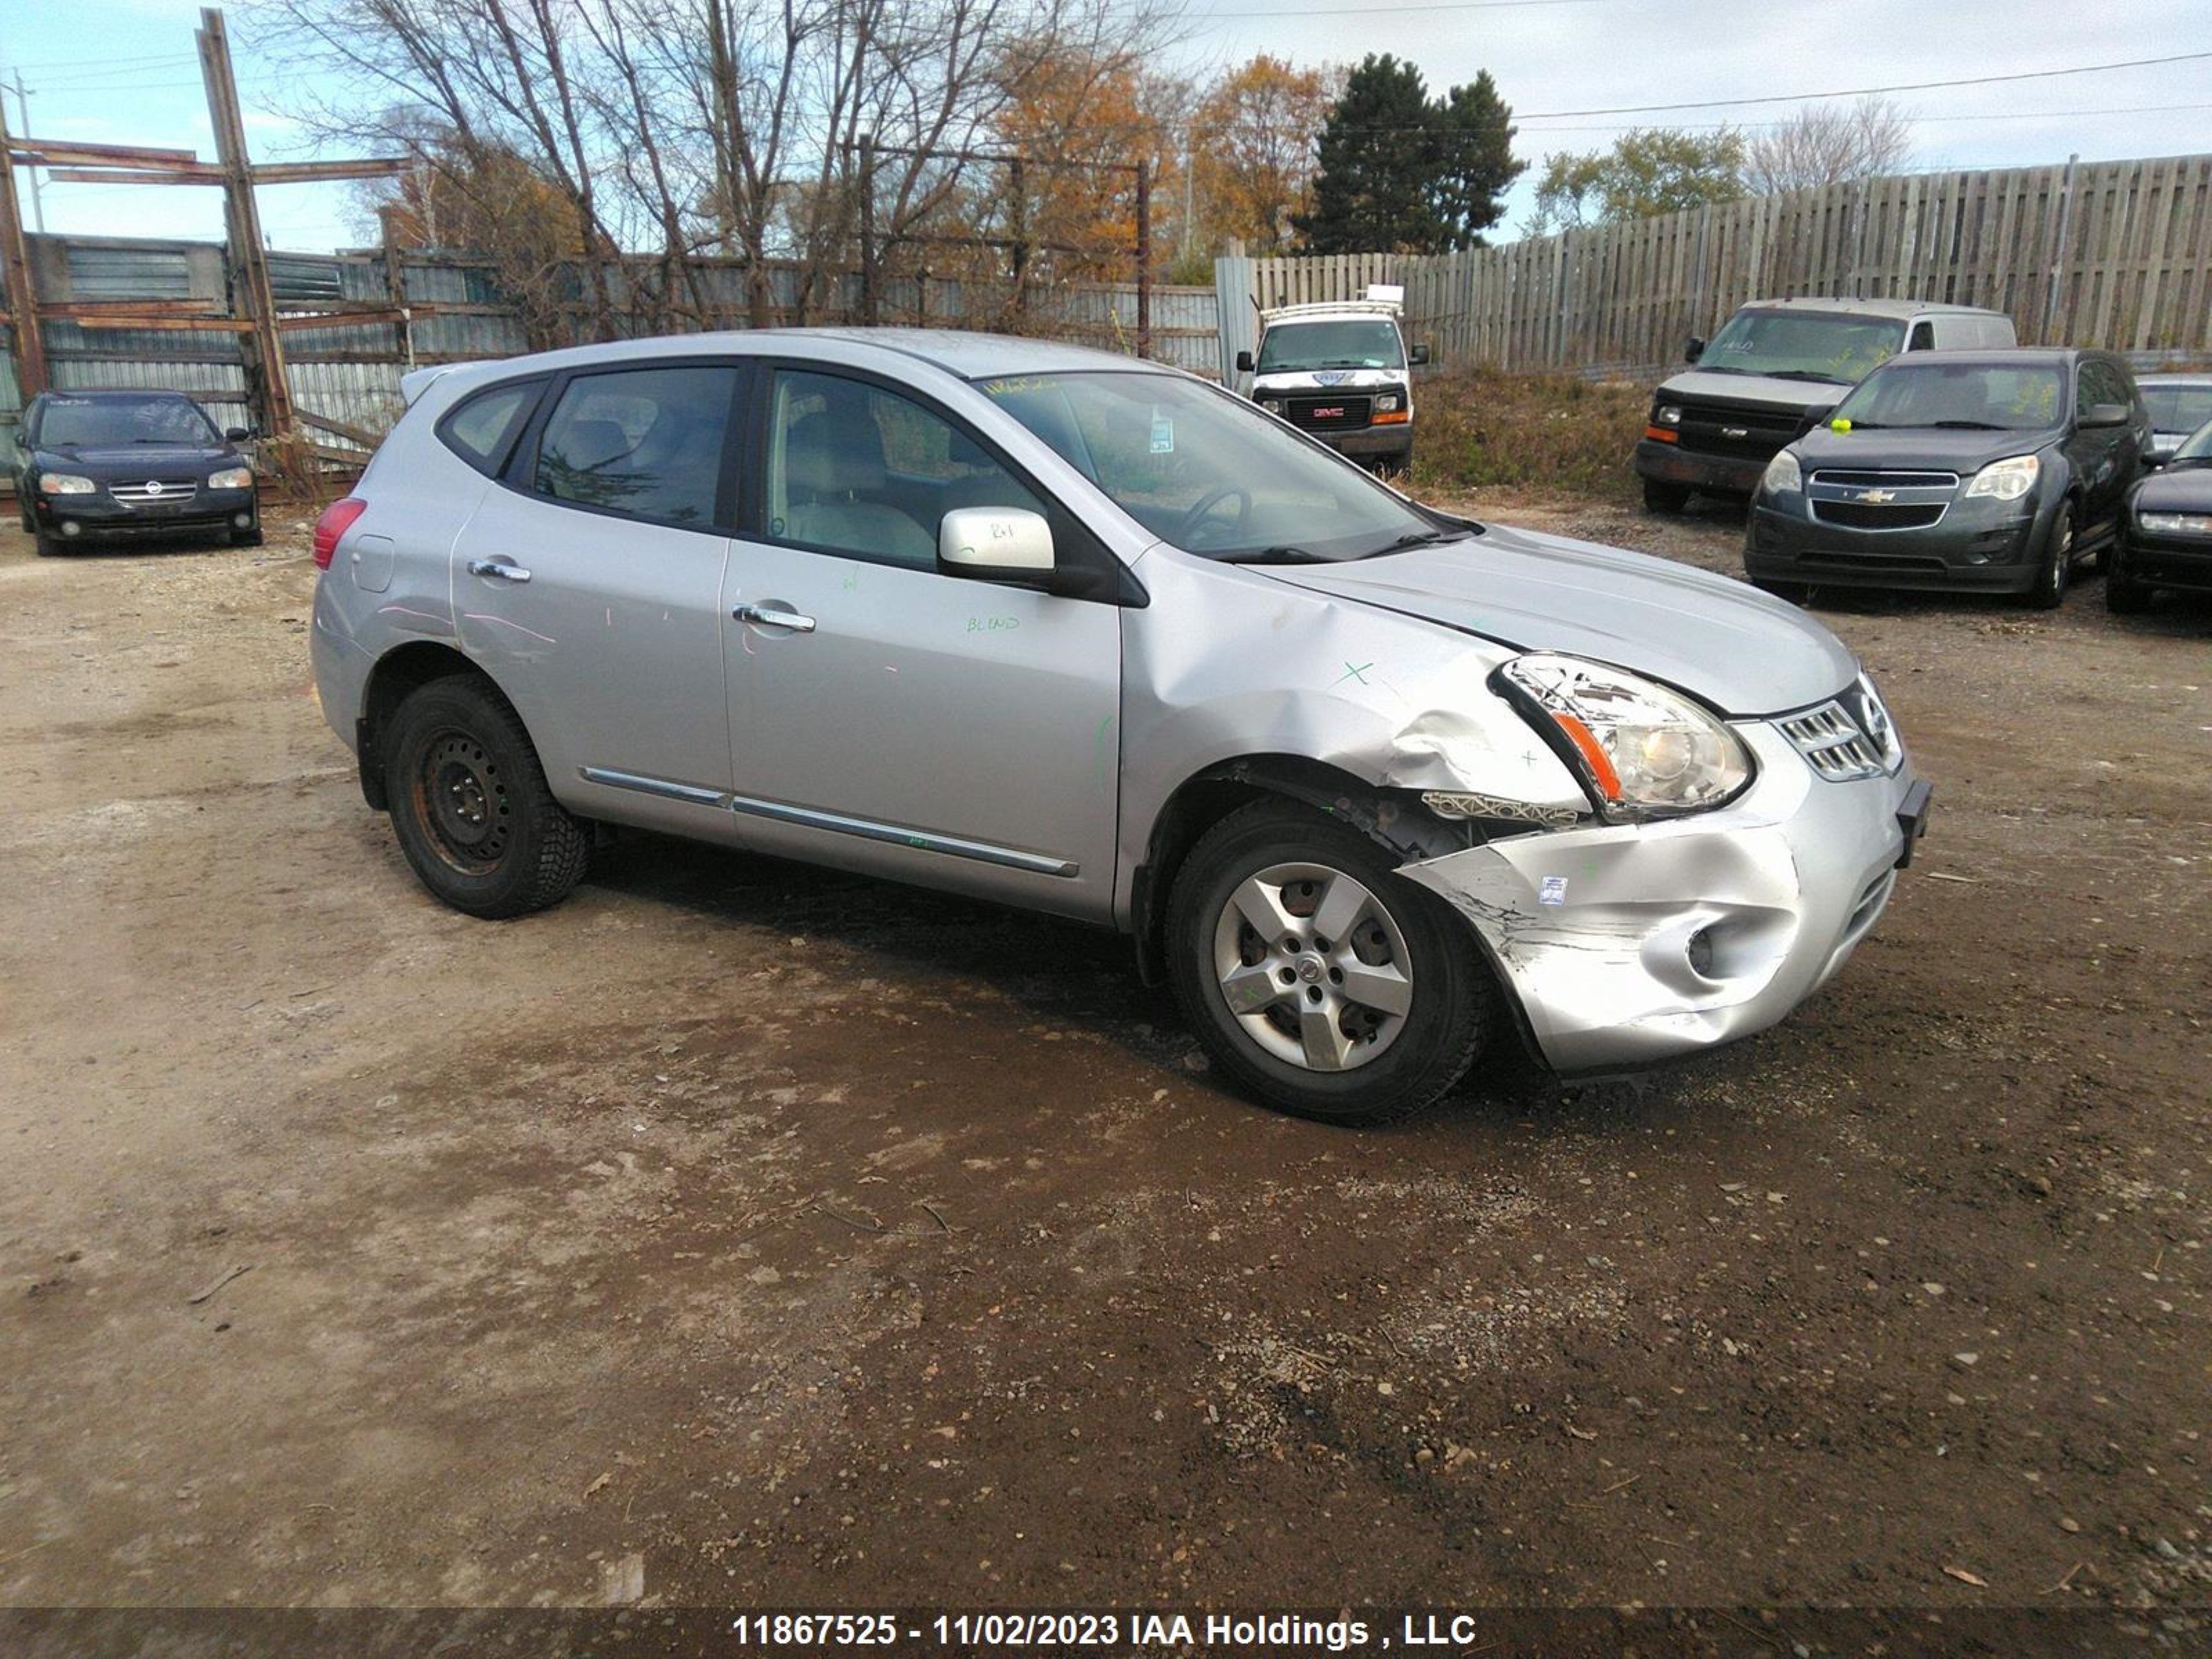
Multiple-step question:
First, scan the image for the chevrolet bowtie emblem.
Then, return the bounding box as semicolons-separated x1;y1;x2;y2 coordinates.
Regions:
1857;488;1896;504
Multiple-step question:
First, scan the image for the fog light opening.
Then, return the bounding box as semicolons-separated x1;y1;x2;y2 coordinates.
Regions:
234;512;254;529
1685;927;1716;979
59;520;82;538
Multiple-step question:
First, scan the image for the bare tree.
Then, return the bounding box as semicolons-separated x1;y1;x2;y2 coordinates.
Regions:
1745;97;1914;196
247;0;1181;337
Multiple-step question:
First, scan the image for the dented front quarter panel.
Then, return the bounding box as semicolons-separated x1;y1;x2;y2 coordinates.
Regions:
1400;722;1915;1073
1113;547;1589;926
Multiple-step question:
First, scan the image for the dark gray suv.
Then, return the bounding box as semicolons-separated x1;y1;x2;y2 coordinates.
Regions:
1745;348;2150;608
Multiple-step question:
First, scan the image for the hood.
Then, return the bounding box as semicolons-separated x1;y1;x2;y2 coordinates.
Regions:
1658;368;1855;413
2133;459;2212;512
1791;424;2060;475
1253;525;1859;717
37;443;234;472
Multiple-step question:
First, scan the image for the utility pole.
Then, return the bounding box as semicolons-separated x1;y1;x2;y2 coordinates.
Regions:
858;131;879;326
6;73;41;231
1134;158;1152;359
0;86;46;397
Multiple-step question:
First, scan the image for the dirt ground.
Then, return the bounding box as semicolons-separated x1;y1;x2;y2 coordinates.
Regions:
1;489;2208;1632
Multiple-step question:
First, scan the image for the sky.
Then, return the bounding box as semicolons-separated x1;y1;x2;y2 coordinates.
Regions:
3;0;2209;254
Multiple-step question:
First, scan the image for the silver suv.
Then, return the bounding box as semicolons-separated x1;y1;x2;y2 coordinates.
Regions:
311;330;1931;1123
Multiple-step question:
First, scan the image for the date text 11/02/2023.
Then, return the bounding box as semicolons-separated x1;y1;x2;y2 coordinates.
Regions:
729;1613;1520;1649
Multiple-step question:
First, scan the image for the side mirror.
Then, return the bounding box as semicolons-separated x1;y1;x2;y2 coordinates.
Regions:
224;425;251;443
1235;349;1255;374
1685;335;1706;364
1409;341;1431;366
939;507;1055;586
2081;402;2130;429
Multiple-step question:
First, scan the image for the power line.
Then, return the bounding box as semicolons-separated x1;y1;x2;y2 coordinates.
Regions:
1519;100;2212;135
1515;50;2212;118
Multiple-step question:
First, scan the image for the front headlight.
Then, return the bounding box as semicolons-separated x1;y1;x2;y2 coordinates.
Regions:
1259;398;1282;414
1762;450;1802;495
207;465;254;491
1374;393;1401;413
1496;653;1753;821
1964;453;2040;501
2138;510;2212;536
39;472;96;494
1655;405;1682;426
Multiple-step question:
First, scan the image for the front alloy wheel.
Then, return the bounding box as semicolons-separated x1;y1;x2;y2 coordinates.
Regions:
1167;800;1497;1125
2027;501;2074;609
1214;863;1414;1072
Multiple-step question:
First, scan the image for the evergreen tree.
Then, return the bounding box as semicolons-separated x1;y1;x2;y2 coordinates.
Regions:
1293;55;1436;252
1429;71;1525;249
1295;56;1524;253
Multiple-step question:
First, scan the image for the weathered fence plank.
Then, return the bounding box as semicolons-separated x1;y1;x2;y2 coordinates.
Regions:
1219;153;2212;377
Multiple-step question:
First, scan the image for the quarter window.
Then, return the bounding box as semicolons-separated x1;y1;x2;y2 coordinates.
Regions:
765;371;1045;569
440;381;541;476
533;366;737;527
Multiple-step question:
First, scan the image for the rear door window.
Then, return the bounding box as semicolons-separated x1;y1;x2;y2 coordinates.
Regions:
531;365;740;529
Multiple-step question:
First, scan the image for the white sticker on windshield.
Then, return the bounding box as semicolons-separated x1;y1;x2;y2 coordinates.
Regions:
1150;416;1174;455
1538;876;1568;907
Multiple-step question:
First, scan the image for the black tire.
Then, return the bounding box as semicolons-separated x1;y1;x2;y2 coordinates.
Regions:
2106;538;2152;615
1165;799;1499;1125
33;528;68;558
230;525;264;547
382;676;588;919
2025;501;2074;610
1643;478;1691;514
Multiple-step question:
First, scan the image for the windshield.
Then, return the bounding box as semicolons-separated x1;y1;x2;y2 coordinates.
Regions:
1830;361;2066;432
978;371;1447;561
2169;420;2212;464
1257;319;1404;374
37;395;219;449
1699;310;1905;384
2144;382;2212;434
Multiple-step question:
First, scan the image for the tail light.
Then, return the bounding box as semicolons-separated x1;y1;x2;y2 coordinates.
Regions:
313;497;367;570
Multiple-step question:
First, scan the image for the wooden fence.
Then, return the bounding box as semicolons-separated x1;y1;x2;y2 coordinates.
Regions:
1218;153;2212;379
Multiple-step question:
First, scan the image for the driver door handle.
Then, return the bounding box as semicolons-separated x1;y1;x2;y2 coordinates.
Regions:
734;602;816;633
467;557;532;584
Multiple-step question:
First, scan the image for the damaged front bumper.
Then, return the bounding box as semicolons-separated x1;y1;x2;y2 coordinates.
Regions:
1400;721;1927;1074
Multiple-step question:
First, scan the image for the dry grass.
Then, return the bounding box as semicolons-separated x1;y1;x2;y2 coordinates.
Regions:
1407;367;1653;505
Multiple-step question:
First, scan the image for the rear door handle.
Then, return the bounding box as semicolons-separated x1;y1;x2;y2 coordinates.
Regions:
468;557;532;584
734;602;816;633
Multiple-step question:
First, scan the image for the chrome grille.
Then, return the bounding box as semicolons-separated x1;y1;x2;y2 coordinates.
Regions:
1810;469;1961;489
110;478;200;508
1777;678;1902;782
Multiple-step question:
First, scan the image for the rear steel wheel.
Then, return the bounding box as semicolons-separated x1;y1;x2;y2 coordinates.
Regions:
383;676;588;918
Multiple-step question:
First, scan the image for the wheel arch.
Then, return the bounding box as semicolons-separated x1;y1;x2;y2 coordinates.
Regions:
356;640;514;811
1129;753;1436;987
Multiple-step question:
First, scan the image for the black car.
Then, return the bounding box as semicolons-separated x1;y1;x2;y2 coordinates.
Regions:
12;388;261;556
1745;348;2150;608
2109;417;2212;613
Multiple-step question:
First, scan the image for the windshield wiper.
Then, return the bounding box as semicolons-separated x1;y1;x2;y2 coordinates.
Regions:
1759;369;1853;384
1927;420;2008;430
1221;545;1332;565
1378;527;1471;553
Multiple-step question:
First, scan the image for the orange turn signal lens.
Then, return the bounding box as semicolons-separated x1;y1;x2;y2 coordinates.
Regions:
1644;424;1678;443
1371;409;1409;424
1552;713;1622;801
